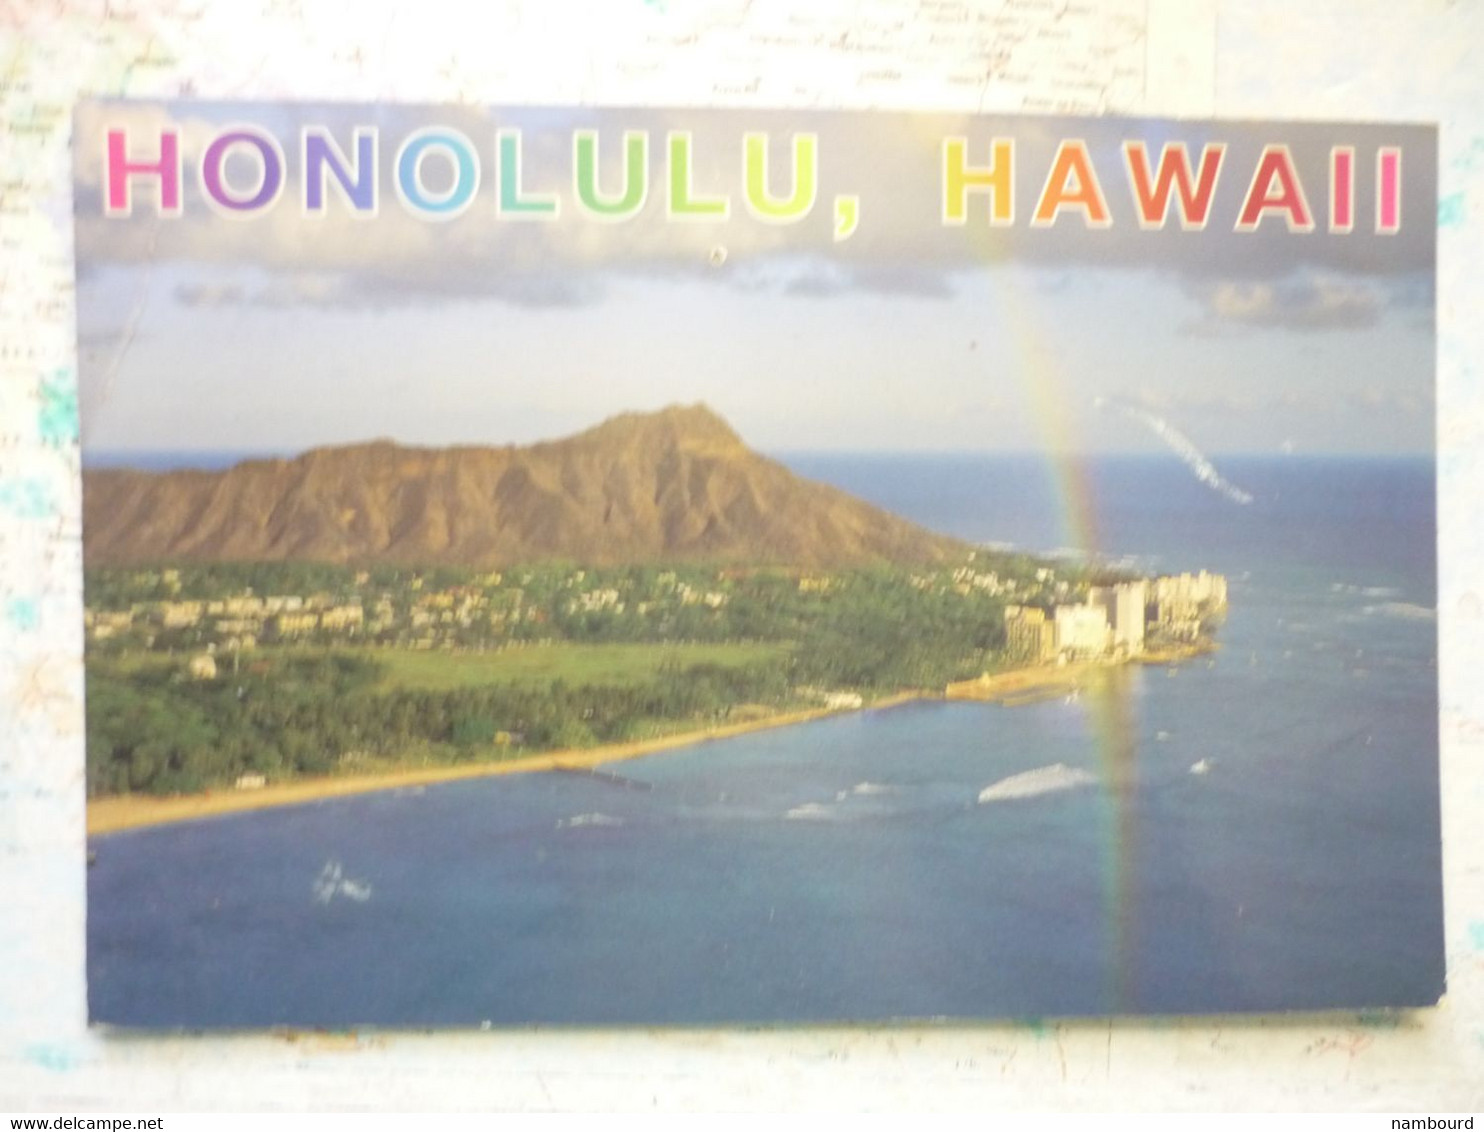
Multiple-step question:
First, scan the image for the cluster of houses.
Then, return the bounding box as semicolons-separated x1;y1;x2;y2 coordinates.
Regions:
86;561;1224;685
1004;571;1228;663
910;565;1063;600
84;565;741;665
85;591;368;654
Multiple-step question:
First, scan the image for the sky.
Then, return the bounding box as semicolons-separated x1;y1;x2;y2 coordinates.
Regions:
73;103;1436;458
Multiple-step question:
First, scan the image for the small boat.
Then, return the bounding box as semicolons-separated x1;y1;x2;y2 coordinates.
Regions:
1189;758;1214;775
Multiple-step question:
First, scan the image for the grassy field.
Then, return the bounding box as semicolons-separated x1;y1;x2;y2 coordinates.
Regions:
90;640;792;690
363;641;790;690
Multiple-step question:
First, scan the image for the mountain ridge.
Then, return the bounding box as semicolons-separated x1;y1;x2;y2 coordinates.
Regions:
82;404;972;569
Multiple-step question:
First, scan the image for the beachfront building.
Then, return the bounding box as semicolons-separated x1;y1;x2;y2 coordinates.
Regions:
1053;602;1112;660
1005;572;1226;665
1150;571;1228;641
1005;605;1056;662
1091;579;1148;657
821;691;864;710
1151;571;1227;613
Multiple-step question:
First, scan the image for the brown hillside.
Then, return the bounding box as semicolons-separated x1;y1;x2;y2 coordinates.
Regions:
82;405;971;569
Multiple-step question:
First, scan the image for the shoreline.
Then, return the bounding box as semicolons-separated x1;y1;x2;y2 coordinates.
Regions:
85;644;1213;837
944;661;1104;703
943;640;1217;704
86;692;924;837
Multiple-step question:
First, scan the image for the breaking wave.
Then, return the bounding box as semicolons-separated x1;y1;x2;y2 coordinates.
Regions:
557;812;625;829
978;763;1098;803
1095;398;1253;505
787;782;904;821
1333;583;1401;598
835;781;894;800
785;802;837;821
1365;602;1436;621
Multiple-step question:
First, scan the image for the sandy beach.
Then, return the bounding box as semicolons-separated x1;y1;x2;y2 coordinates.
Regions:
943;642;1216;705
944;660;1105;703
85;644;1216;837
86;694;920;836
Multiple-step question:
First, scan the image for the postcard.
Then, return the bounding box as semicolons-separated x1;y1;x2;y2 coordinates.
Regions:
75;101;1441;1027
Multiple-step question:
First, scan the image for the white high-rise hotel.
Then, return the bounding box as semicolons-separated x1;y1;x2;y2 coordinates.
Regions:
1004;574;1224;663
1091;578;1148;657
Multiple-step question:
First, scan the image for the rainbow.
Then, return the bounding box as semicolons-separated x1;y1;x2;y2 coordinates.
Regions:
976;241;1146;1012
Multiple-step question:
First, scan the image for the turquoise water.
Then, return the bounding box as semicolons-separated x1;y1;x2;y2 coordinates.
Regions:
87;455;1443;1026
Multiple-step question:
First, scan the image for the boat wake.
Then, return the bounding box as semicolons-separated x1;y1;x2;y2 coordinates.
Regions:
1094;397;1254;505
978;763;1098;803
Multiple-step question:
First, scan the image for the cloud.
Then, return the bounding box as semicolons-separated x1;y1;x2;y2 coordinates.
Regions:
1340;386;1431;417
1100;383;1432;423
169;264;613;311
174;281;250;307
341;267;600;309
731;260;959;299
76;326;137;349
1179;272;1418;334
1111;385;1260;415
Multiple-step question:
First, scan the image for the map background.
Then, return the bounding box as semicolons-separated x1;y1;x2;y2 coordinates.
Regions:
2;0;1481;1111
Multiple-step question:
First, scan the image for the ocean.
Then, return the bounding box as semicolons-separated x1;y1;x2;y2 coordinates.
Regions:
86;454;1444;1027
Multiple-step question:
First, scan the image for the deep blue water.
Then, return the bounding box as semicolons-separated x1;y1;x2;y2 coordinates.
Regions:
87;454;1443;1027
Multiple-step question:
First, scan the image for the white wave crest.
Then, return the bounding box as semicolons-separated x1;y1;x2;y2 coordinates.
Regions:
557;812;625;829
1365;602;1436;621
312;860;372;905
785;802;837;821
978;763;1098;803
1096;398;1253;505
830;781;899;804
1333;583;1401;598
